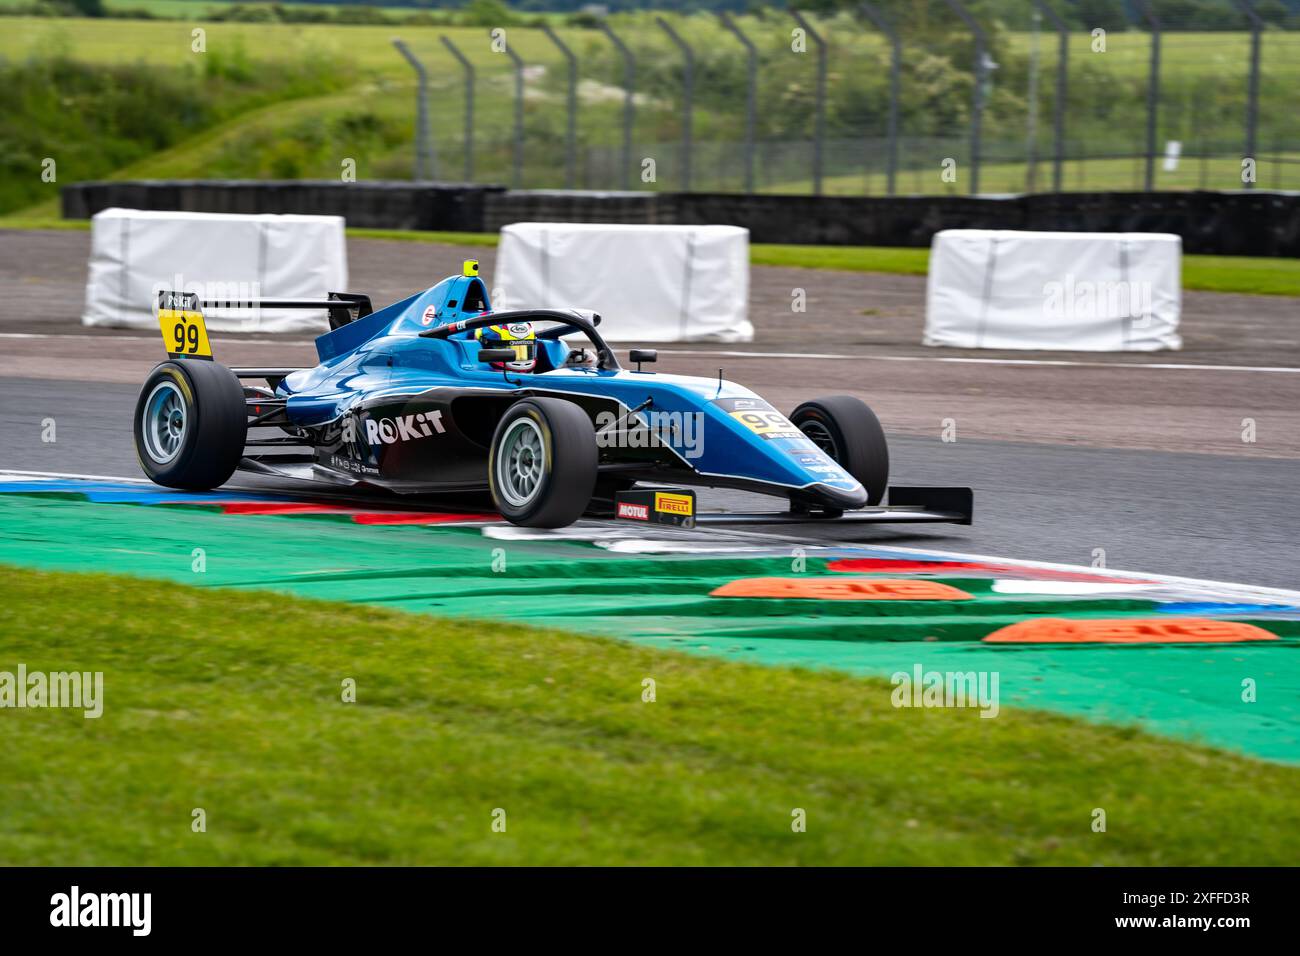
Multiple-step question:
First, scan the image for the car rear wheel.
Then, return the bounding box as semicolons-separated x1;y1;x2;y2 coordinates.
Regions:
134;360;247;490
489;398;597;527
790;395;889;505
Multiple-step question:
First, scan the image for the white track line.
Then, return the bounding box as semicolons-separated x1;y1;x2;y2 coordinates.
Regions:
876;541;1300;603
657;349;1300;374
0;332;317;346
1;468;152;484
700;525;1300;603
3;333;1296;373
5;468;1298;604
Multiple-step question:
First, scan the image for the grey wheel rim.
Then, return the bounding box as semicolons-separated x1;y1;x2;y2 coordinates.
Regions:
142;380;187;465
496;418;546;508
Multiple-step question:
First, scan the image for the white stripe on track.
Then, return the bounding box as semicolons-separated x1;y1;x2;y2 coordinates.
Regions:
0;468;152;484
3;333;1297;373
0;332;316;346
657;349;1300;374
5;468;1298;603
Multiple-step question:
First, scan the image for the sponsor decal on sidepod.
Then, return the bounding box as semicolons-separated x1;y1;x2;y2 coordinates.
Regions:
342;412;446;446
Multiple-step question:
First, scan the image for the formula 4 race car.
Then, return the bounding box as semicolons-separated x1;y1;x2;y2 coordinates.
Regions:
134;261;972;529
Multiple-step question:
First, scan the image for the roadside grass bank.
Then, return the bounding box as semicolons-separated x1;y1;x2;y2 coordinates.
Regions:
2;565;1298;865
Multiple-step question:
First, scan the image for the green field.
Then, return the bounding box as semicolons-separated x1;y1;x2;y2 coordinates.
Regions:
4;14;1300;230
768;150;1300;196
8;17;1300;94
8;14;1297;84
0;15;671;209
3;565;1298;865
0;0;575;20
4;15;1300;204
2;0;433;15
4;16;591;75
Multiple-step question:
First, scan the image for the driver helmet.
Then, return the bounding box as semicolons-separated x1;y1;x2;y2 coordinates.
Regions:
475;322;536;373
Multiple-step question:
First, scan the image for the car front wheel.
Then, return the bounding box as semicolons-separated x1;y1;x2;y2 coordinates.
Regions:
790;395;890;505
488;398;598;527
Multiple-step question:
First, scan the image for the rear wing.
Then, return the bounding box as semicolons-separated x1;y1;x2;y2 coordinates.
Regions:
155;289;374;360
188;292;374;331
156;291;212;360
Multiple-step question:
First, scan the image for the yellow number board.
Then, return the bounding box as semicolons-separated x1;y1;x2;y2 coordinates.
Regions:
157;292;213;360
728;410;802;440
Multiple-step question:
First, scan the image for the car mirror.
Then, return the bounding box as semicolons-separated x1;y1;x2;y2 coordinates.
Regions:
629;349;658;371
478;348;516;363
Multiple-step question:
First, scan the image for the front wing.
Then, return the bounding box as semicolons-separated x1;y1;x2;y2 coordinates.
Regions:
613;486;973;530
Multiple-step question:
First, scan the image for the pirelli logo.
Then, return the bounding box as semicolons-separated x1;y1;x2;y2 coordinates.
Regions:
654;492;693;517
614;489;696;528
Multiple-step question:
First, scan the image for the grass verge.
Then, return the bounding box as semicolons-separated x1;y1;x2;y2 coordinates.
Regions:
3;218;1299;297
1;565;1297;865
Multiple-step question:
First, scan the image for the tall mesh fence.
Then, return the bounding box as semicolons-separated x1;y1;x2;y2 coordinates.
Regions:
402;2;1299;195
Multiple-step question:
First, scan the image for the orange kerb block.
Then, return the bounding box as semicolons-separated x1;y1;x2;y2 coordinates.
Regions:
982;618;1279;645
709;578;974;600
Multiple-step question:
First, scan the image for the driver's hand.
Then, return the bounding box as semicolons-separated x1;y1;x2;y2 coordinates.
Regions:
565;348;595;367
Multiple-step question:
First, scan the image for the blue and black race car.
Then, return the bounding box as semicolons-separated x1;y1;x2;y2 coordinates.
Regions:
134;261;970;529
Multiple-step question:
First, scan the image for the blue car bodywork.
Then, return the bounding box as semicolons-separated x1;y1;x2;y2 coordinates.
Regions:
241;268;873;510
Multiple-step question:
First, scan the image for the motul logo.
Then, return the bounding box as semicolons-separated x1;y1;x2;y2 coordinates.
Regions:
617;502;649;520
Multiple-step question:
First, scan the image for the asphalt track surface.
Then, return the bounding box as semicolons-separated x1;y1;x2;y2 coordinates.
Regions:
3;375;1297;589
4;230;1299;460
1;229;1297;589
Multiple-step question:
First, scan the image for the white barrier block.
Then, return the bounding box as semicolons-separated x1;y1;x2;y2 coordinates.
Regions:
924;229;1182;351
82;208;347;332
494;222;752;342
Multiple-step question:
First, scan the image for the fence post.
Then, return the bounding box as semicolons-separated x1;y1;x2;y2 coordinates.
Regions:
1134;0;1161;192
1033;0;1068;194
598;22;636;191
656;17;695;192
789;10;827;195
718;11;758;194
392;39;434;180
541;25;578;190
941;0;988;195
1233;0;1262;190
859;1;900;196
493;30;526;189
440;36;474;182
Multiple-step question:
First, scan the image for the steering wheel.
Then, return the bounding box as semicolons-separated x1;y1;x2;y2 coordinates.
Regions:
421;309;620;371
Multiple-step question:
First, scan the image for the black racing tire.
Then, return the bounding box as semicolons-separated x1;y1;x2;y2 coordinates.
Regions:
790;395;890;505
488;397;598;528
133;360;247;490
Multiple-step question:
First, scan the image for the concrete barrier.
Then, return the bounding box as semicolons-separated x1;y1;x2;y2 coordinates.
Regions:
495;222;752;342
925;230;1182;351
63;181;504;233
83;208;347;332
60;182;1300;257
